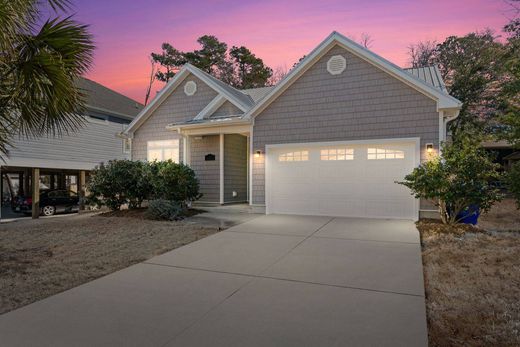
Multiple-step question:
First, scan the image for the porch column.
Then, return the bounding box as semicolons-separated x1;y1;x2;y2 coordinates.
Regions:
18;172;24;195
246;135;250;204
183;135;191;166
219;133;224;204
24;168;30;196
79;170;86;211
31;168;40;219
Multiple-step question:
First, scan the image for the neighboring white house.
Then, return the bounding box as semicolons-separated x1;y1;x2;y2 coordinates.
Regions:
1;78;143;216
123;31;462;220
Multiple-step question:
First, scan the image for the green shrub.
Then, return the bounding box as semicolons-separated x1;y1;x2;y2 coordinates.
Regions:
397;139;503;224
150;160;201;206
505;161;520;209
87;160;152;210
146;199;183;220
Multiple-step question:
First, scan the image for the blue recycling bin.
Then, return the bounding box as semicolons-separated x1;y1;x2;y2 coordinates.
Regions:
456;204;480;225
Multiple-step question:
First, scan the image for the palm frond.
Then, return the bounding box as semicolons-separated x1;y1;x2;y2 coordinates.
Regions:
5;16;94;140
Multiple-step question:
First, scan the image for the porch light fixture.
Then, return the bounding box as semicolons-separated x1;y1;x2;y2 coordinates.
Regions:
255;150;262;158
426;143;434;154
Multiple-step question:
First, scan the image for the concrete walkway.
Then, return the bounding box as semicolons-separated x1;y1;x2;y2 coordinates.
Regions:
0;215;428;346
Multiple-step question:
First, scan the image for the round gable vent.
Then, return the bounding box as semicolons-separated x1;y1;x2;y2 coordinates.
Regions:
327;55;346;75
184;81;197;96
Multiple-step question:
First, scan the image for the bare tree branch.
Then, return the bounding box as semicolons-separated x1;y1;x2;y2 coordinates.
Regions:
144;57;156;106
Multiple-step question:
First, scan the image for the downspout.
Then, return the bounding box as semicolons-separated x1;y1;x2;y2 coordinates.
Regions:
443;110;460;143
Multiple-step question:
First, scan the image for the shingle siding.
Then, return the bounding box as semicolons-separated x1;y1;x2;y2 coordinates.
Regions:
132;75;218;161
190;135;220;203
252;45;440;205
211;101;243;118
224;134;248;202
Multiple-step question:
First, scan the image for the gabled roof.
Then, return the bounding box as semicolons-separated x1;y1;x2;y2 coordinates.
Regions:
194;68;255;108
404;66;447;93
76;77;143;119
124;64;253;134
244;32;462;119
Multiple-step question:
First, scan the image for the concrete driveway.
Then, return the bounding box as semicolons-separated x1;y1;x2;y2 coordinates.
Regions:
0;215;427;346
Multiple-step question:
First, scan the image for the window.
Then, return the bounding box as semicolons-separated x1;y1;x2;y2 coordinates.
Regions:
278;151;309;162
321;148;354;161
123;138;131;154
147;140;179;162
367;147;405;160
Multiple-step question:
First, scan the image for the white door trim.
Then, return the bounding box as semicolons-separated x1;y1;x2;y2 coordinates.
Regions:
265;137;421;220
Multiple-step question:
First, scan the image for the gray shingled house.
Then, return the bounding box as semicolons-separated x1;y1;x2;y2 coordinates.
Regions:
1;78;143;217
124;32;462;220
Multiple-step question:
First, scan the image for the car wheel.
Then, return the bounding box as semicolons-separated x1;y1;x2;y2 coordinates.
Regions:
42;205;56;216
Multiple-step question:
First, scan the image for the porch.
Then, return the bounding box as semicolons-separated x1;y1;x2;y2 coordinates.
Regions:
172;122;251;205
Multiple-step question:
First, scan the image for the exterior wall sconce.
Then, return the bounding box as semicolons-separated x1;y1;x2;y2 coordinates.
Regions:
426;143;434;154
255;150;262;158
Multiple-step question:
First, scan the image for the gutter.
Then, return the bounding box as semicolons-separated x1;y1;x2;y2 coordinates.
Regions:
165;118;251;132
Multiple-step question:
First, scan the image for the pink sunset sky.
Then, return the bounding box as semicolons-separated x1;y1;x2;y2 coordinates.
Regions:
70;0;513;104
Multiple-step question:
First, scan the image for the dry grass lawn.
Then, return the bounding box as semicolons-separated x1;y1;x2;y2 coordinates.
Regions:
0;212;218;315
419;199;520;346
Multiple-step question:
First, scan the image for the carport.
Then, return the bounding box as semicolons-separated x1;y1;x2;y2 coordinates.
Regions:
0;166;87;219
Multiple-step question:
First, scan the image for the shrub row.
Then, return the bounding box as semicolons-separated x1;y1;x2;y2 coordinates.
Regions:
87;160;201;212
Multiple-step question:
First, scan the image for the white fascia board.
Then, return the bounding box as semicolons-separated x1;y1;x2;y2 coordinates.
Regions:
166;118;250;132
245;31;462;119
124;68;190;135
185;65;251;112
193;95;227;120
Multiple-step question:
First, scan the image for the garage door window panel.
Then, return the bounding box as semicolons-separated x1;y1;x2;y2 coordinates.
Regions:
278;150;309;162
320;148;354;161
367;147;405;160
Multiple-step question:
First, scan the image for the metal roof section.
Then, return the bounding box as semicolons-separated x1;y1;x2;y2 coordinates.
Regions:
76;77;143;119
403;66;448;93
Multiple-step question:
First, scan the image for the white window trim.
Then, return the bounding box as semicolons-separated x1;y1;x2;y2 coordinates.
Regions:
123;138;131;154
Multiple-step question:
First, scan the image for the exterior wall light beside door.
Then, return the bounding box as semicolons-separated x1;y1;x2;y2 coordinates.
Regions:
255;150;262;158
426;143;434;154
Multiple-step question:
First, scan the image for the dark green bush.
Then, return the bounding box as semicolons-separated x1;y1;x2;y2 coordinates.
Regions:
505;161;520;209
87;160;153;210
146;199;183;220
87;160;201;212
150;160;201;207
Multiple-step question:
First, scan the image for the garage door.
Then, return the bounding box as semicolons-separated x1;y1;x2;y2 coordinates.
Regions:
266;140;419;220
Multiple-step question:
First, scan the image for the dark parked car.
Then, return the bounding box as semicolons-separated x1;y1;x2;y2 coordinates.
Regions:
12;189;80;216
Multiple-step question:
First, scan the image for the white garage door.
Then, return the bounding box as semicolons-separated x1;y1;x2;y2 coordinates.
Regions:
266;140;419;220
